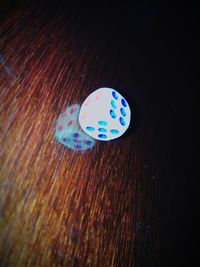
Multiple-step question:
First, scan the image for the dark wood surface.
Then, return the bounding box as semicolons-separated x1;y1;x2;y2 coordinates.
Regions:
0;2;198;266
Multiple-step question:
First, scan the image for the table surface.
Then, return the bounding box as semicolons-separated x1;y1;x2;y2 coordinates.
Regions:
0;2;198;267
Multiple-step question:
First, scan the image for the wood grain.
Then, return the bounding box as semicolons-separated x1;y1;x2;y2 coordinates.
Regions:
0;2;197;267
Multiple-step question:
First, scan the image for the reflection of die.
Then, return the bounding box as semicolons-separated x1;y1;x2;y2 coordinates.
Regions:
55;104;80;140
55;104;95;151
79;88;131;141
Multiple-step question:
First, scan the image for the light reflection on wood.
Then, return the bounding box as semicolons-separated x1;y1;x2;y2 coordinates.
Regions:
0;2;159;267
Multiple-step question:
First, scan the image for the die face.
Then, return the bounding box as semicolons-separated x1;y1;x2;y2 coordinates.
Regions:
55;104;95;151
79;88;131;141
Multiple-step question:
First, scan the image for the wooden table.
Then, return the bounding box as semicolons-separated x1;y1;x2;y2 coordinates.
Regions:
0;2;197;266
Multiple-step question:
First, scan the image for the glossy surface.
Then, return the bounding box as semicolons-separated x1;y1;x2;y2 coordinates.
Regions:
98;128;107;133
86;126;95;132
110;109;117;119
0;2;196;267
120;107;126;117
98;121;108;126
54;105;95;151
110;129;120;134
111;99;117;109
121;98;127;107
112;91;119;100
119;117;126;126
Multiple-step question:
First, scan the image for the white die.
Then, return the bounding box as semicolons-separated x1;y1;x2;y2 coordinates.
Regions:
78;88;131;141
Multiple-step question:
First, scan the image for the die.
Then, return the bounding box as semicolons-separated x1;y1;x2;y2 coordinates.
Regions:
55;104;95;151
78;88;131;141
